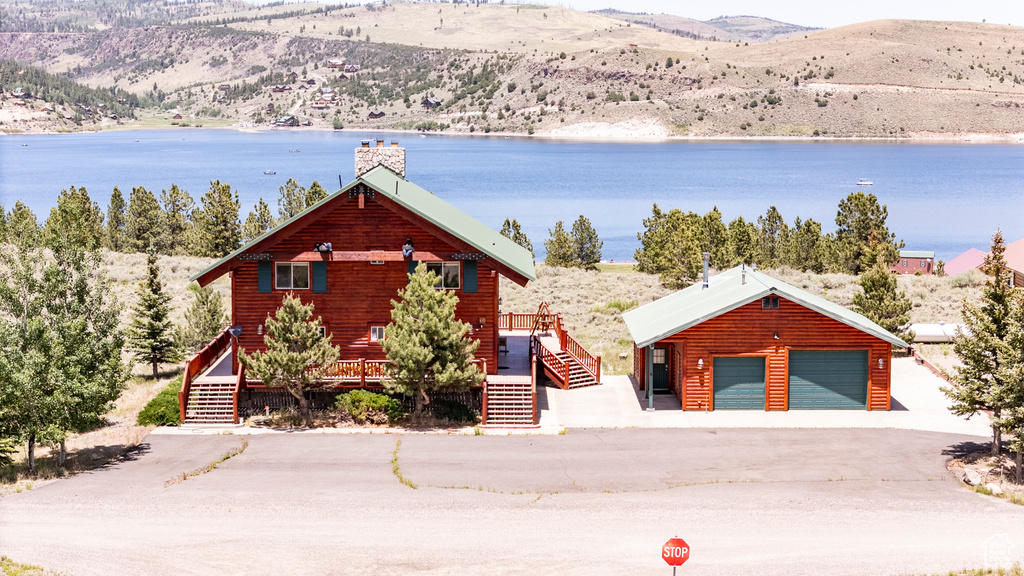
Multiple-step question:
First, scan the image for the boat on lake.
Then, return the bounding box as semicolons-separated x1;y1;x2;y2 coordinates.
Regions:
264;170;276;175
289;149;300;153
857;178;873;186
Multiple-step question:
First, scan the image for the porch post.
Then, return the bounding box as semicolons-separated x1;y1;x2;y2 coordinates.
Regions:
646;344;655;411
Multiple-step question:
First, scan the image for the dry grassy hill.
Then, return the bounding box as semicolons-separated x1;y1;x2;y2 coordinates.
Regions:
1;1;1023;138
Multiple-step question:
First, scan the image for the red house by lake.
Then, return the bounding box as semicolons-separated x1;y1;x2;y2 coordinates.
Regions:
185;140;539;425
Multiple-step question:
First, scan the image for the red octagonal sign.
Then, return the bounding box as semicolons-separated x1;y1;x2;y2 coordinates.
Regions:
662;538;690;567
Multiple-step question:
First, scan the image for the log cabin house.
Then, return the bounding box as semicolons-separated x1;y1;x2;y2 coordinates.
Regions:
624;264;907;411
182;139;607;427
890;250;934;275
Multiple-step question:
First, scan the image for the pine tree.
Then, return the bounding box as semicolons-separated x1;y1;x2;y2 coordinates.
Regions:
0;203;7;242
104;187;128;252
242;198;276;243
126;248;179;379
756;205;789;269
571;214;602;270
305;180;328;207
160;184;194;256
238;294;339;427
634;205;703;287
727;215;758;266
786;217;827;273
381;263;484;415
126;186;164;253
277;178;307;221
500;218;534;259
191;180;241;258
944;230;1023;455
544;221;577;268
852;253;914;344
43;186;104;250
7;201;39;244
181;282;228;354
835;191;903;274
700;207;730;269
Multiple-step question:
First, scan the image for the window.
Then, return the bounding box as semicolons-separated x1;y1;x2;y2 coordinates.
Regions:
901;260;908;267
426;262;460;289
761;296;779;309
370;326;386;342
276;262;309;290
920;260;927;268
652;348;666;364
317;325;327;338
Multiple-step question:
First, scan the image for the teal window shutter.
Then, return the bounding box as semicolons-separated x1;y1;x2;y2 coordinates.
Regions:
258;261;272;293
408;260;418;278
463;261;477;293
312;261;327;293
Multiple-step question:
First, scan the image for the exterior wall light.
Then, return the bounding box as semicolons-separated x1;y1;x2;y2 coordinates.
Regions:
697;358;704;369
773;332;779;340
878;358;884;369
257;324;264;336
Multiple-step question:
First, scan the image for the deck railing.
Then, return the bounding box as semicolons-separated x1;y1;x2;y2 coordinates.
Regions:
179;326;234;423
244;358;488;388
499;313;539;331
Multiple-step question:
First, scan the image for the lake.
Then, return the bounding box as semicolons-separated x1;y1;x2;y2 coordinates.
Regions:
1;129;1022;262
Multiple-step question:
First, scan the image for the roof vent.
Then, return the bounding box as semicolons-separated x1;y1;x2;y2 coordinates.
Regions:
701;252;710;290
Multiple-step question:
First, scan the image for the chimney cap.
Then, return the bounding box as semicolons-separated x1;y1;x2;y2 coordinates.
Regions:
391;140;399;147
376;138;385;147
360;139;370;148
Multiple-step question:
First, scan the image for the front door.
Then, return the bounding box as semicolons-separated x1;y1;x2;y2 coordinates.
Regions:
652;347;670;394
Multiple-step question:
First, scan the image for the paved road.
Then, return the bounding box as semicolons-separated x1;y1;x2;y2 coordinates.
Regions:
2;429;1022;576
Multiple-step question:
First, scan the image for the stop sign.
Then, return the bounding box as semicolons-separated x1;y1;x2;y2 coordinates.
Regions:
662;538;690;566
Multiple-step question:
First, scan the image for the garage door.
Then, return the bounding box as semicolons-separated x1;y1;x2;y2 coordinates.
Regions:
713;357;766;410
788;350;868;409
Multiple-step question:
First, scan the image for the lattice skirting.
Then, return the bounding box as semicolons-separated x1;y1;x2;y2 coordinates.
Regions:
238;387;482;419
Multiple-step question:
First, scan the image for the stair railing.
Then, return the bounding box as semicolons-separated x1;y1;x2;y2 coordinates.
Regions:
179;326;234;424
562;332;602;383
534;334;570;388
232;363;245;424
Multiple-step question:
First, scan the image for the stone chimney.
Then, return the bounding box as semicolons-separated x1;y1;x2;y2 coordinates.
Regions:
355;138;405;178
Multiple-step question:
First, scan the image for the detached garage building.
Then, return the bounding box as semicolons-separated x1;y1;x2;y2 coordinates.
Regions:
623;266;907;411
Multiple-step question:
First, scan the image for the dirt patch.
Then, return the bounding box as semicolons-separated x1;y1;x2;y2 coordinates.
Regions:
948;448;1024;505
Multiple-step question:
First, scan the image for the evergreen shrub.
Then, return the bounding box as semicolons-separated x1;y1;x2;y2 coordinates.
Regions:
337;390;404;425
137;376;182;426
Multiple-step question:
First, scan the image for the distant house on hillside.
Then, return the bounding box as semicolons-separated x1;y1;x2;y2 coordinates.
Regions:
891;250;934;275
368;111;385;119
218;84;230;91
344;64;360;73
274;115;299;127
326;59;345;69
11;87;28;98
172;113;183;120
286;71;298;81
312;97;331;109
271;85;292;93
421;97;442;110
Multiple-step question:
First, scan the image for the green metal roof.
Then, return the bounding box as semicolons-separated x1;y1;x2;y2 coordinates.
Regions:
899;250;934;259
191;165;536;284
621;266;907;349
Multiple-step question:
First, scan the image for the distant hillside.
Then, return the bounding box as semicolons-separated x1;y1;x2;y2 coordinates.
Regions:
595;10;819;43
1;1;1023;139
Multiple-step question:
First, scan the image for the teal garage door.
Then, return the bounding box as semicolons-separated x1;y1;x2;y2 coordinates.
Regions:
788;350;868;409
713;357;766;410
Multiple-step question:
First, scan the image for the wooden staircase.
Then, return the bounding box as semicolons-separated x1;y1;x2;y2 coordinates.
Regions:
184;376;237;424
483;379;536;426
556;350;599;389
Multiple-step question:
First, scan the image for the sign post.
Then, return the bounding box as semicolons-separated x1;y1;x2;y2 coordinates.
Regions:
662;537;689;574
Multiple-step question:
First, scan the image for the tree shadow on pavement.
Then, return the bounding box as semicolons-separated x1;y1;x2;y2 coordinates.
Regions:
942;440;990;459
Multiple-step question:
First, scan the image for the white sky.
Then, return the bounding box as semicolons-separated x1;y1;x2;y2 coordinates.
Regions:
536;0;1024;29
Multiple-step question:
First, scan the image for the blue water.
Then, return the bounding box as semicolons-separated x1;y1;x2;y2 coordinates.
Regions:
2;129;1022;262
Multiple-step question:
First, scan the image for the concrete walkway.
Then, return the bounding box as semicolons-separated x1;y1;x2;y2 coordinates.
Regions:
540;357;992;436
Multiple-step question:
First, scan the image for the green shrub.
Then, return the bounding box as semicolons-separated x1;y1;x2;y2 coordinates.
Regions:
432;399;479;424
337;390;404;425
137;376;182;426
951;268;987;288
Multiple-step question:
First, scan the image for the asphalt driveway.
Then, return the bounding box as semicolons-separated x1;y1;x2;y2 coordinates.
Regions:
1;429;1022;576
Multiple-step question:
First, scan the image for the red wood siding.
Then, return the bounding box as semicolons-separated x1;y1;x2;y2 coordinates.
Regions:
231;197;500;375
641;297;893;411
